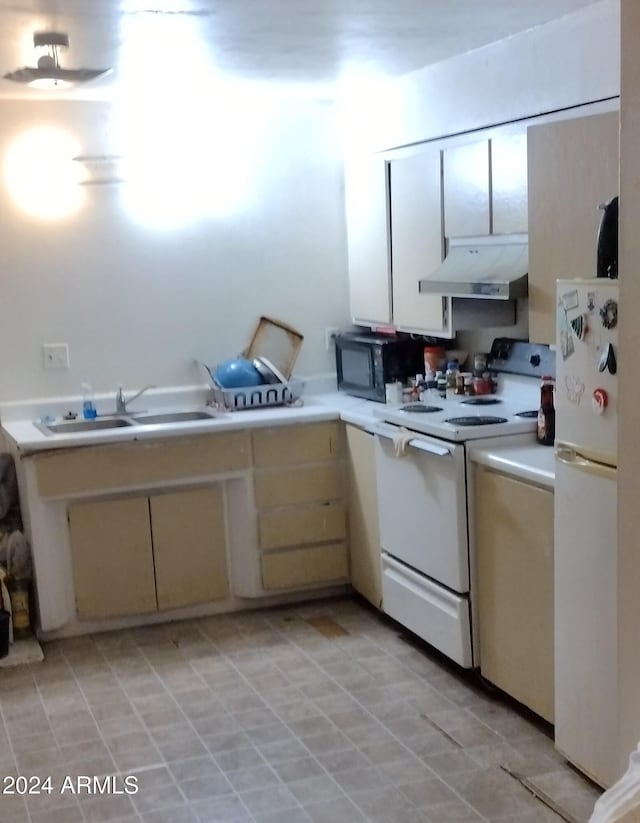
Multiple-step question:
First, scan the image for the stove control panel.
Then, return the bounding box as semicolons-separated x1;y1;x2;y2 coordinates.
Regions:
489;338;555;379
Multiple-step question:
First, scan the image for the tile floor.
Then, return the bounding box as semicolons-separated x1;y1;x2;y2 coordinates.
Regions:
0;596;602;823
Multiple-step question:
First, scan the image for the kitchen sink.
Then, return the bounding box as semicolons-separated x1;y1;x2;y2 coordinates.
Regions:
129;410;216;425
39;417;134;434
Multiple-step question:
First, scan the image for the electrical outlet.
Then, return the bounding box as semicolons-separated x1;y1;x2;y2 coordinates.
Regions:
325;327;339;351
43;343;70;370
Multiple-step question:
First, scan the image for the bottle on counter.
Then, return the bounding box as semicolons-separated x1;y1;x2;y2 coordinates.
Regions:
436;370;447;399
537;375;556;446
445;360;459;398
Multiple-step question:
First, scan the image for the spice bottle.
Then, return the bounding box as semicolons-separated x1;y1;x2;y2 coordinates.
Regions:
445;360;459;398
537;375;556;446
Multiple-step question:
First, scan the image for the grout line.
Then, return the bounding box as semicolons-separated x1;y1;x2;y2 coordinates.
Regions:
500;764;580;823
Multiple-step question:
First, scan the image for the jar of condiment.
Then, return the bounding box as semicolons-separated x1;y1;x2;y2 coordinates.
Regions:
445;360;459;398
455;371;465;395
473;353;488;374
462;372;474;395
424;347;446;377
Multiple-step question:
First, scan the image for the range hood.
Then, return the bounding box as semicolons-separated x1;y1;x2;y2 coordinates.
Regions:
419;233;528;300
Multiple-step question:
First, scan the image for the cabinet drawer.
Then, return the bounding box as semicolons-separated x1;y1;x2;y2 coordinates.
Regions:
254;464;341;508
252;422;340;467
261;543;348;590
34;431;251;498
258;502;346;550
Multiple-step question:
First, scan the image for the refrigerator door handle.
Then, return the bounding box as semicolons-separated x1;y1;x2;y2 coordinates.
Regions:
555;446;617;480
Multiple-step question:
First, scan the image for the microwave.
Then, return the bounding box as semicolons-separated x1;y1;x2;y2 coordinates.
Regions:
335;332;425;402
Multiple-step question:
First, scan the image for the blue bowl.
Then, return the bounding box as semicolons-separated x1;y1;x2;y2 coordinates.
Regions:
213;358;264;389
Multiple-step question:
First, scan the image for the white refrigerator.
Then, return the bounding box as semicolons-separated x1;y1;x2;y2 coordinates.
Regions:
554;278;619;788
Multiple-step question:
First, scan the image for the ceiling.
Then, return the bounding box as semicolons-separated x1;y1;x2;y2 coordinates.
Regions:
0;0;600;99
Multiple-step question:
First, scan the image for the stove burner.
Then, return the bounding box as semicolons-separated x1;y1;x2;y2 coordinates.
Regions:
444;416;509;426
460;397;502;405
400;404;443;413
515;410;538;419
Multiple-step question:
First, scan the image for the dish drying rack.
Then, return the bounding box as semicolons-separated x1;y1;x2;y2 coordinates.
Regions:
211;379;305;411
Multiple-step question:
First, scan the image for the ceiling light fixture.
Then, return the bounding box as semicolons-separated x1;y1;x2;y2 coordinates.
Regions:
3;31;111;89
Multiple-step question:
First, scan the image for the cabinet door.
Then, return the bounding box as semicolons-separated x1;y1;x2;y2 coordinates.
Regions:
491;132;528;234
389;148;447;334
476;469;554;722
344;152;392;325
345;424;382;609
151;486;229;611
69;497;156;619
443;140;491;238
527;110;619;344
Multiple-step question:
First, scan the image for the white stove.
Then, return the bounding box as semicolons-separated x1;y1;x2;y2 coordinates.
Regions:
373;340;555;669
375;383;540;442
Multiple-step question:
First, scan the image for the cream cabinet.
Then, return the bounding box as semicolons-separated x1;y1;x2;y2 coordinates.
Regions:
344;152;392;326
69;485;229;619
491;132;529;234
527;110;619;344
389;147;447;334
345;424;382;609
475;467;554;723
443;140;491;238
252;422;348;591
345;123;528;337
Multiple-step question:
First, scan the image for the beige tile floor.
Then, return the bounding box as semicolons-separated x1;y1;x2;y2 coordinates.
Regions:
0;596;602;823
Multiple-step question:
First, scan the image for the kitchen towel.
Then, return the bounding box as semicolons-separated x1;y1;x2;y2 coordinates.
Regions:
393;427;414;458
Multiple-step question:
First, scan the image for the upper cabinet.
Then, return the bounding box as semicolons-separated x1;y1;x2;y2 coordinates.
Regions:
527;110;619;344
443;141;491;237
344;122;529;338
389;147;448;334
491;133;529;234
344;152;392;327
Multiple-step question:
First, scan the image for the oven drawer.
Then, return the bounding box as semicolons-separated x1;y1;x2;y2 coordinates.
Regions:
382;554;473;668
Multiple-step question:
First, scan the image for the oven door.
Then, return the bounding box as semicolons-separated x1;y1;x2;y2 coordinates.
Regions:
374;422;469;593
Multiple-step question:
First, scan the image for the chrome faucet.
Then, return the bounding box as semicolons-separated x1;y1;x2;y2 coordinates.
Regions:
115;384;156;414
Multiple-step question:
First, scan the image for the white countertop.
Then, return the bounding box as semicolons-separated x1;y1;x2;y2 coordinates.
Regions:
0;384;378;454
468;443;555;488
0;384;555;485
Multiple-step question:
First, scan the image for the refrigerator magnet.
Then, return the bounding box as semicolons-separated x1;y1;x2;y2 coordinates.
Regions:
570;313;588;341
587;291;596;312
599;299;618;330
565;374;585;405
558;304;575;360
561;289;580;311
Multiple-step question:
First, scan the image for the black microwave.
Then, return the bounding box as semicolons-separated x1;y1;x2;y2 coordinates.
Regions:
335;332;425;403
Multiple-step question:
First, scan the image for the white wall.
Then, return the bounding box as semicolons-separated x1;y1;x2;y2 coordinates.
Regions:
375;0;620;150
0;92;349;402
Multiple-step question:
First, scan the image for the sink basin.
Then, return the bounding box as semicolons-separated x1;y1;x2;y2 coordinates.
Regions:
40;417;134;434
130;410;216;425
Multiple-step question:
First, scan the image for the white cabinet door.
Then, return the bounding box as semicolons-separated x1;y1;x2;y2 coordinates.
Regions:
443;140;490;238
344;152;392;326
389;148;448;335
491;132;528;234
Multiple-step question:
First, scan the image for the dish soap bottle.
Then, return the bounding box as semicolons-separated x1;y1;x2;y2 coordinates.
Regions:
82;383;97;420
537;375;555;446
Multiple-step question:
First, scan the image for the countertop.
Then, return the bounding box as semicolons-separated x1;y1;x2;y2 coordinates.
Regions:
468;443;555;489
0;386;555;485
0;384;378;454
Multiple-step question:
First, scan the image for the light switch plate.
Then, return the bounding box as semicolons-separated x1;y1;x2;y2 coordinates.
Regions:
43;343;70;370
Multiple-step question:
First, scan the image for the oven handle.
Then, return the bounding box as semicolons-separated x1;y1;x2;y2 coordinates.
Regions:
373;423;451;457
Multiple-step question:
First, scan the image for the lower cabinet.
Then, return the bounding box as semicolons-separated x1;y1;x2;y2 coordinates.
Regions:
345;423;382;609
252;422;349;591
69;485;229;619
475;467;554;723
